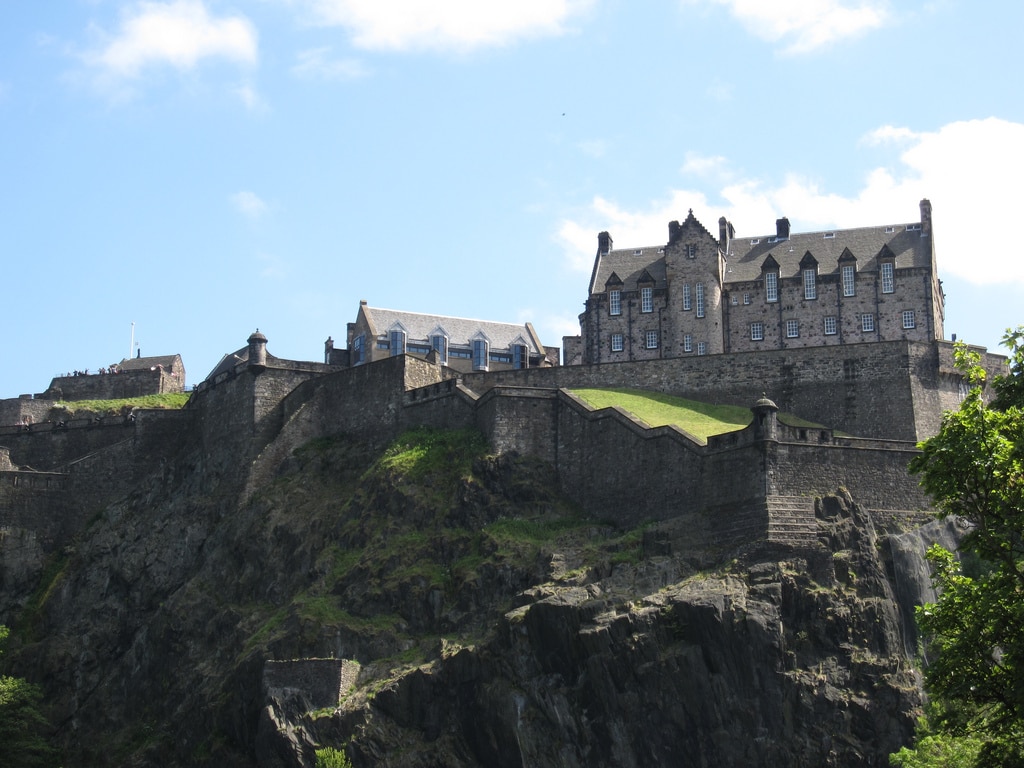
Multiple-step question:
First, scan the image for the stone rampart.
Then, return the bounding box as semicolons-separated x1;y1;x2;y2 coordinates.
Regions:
42;368;182;402
459;339;1007;442
263;658;360;710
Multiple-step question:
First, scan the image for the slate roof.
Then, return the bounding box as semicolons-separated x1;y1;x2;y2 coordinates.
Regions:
589;220;931;293
361;306;543;353
117;354;182;372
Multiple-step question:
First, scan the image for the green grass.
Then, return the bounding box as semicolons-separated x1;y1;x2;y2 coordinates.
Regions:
51;392;190;417
569;388;752;442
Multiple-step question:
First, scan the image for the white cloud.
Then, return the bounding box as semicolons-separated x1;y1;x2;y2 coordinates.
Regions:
84;0;257;79
234;83;268;111
298;0;594;51
231;190;268;219
860;124;920;146
558;118;1024;286
577;139;608;159
292;47;368;80
689;0;889;54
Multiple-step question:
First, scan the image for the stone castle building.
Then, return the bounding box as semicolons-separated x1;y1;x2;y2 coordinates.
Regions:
564;199;942;365
333;301;560;372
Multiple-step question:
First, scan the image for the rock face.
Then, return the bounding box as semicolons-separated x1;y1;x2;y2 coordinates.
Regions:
1;428;940;767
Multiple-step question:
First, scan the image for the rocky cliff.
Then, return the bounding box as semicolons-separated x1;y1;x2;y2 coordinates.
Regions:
1;424;947;767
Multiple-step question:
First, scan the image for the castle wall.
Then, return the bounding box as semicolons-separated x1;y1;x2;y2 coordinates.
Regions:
43;368;183;402
459;340;1006;442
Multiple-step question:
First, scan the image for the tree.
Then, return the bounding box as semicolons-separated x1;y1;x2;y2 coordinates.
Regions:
901;328;1024;766
0;626;59;768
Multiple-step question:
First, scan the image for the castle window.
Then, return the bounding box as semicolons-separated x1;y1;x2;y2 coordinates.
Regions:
695;283;705;318
472;339;489;370
902;310;916;329
786;319;799;338
513;344;528;369
743;293;751;305
880;262;894;294
824;316;837;335
697;342;707;356
842;265;856;297
906;224;921;231
823;232;836;239
686;244;697;259
751;322;764;341
609;289;622;315
645;331;658;349
431;334;448;364
683;284;692;311
633;249;644;255
861;314;875;333
683;334;692;353
353;334;365;365
640;286;653;313
611;333;624;352
803;269;816;300
389;329;407;357
765;272;778;302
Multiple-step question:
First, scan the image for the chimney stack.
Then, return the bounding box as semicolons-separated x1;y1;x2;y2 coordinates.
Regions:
597;231;613;256
719;216;732;252
919;198;932;237
776;217;790;240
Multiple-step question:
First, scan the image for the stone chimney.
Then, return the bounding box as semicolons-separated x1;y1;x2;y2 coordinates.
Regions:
597;231;613;256
669;220;681;243
248;329;268;370
919;198;932;237
776;217;790;240
719;217;733;252
324;336;334;365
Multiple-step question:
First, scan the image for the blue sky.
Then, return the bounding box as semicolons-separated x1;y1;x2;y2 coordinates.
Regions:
2;0;1022;398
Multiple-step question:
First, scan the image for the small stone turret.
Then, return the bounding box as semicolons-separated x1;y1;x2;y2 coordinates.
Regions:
248;330;268;371
324;336;334;365
919;198;932;237
752;394;779;442
597;231;613;256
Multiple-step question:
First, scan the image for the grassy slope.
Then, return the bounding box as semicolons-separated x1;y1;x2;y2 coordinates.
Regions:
51;393;190;417
570;387;826;443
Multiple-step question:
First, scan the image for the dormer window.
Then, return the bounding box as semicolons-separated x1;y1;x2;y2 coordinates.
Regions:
880;261;895;293
640;286;653;313
765;272;778;302
389;328;407;357
472;338;489;371
609;289;622;315
838;248;857;297
430;333;448;364
799;252;818;300
513;343;528;369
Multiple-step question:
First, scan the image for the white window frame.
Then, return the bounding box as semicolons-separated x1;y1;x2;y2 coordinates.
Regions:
824;316;837;336
645;330;658;349
803;269;816;300
609;289;622;315
686;244;696;259
902;310;916;329
880;262;894;294
765;272;778;303
640;286;653;313
743;292;751;305
695;283;705;318
751;322;764;341
697;342;707;356
683;334;692;353
786;319;799;338
472;338;489;370
683;284;692;311
862;314;875;333
611;333;624;352
842;265;855;297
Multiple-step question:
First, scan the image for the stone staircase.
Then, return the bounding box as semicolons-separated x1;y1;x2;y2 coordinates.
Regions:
766;495;819;546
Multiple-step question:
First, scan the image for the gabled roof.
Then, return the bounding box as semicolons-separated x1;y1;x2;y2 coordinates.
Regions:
589;249;668;294
360;306;544;353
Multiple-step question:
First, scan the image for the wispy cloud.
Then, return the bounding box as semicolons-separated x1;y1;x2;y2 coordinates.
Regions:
292;47;368;80
577;139;608;159
687;0;890;54
82;0;257;91
230;190;268;219
234;83;268;111
297;0;595;51
558;118;1024;286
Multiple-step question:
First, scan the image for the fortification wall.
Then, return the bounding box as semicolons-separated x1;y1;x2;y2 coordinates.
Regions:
0;416;139;472
43;368;182;402
460;340;1005;441
0;397;55;428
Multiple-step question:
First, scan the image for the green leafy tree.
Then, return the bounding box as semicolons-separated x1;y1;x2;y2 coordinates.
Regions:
898;329;1024;766
0;626;58;768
